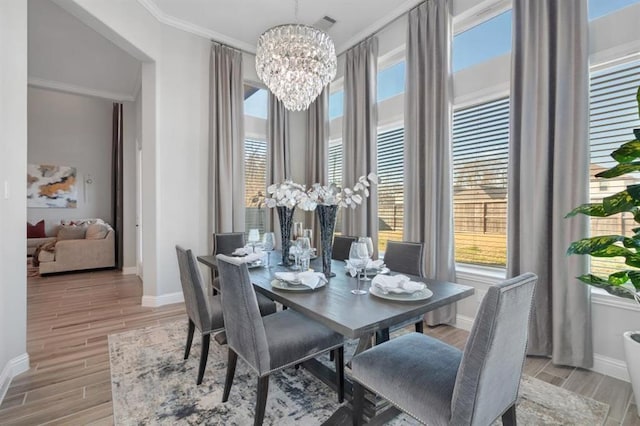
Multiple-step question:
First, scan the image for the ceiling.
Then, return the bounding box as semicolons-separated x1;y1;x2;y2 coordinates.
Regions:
141;0;424;54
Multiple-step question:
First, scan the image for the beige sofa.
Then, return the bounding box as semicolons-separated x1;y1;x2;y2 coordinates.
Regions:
38;224;115;274
27;236;56;257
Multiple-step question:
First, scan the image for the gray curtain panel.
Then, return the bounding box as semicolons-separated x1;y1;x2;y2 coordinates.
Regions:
266;93;291;249
305;89;329;251
404;0;456;325
208;43;245;238
507;0;592;368
342;37;379;257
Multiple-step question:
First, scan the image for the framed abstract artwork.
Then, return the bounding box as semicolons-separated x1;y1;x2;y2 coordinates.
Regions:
27;164;78;208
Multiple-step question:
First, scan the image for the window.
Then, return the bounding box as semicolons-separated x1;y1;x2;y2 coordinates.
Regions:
588;61;640;276
244;84;268;233
377;128;405;253
377;61;405;102
452;97;510;267
244;138;267;233
589;0;640;20
453;10;512;72
328;141;343;186
244;86;268;119
329;90;344;121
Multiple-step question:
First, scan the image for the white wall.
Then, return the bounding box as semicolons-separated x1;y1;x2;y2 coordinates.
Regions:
27;87;113;235
0;0;29;405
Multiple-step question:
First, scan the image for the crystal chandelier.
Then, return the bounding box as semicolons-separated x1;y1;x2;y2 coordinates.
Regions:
256;24;337;111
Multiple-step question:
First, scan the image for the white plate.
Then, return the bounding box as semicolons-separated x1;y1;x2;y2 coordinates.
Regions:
289;254;318;260
369;285;433;301
345;267;390;276
247;260;263;269
270;279;326;291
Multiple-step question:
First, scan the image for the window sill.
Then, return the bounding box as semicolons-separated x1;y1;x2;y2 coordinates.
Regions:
455;263;506;285
591;288;640;312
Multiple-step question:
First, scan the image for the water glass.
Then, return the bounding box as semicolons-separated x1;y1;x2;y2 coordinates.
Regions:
297;237;311;271
292;222;304;240
349;242;369;295
248;229;260;253
358;237;374;281
289;243;301;271
262;232;275;268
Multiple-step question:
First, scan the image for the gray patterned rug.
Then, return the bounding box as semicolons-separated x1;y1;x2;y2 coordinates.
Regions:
109;320;609;425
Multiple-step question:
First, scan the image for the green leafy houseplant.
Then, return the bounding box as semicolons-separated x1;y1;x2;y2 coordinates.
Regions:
566;86;640;305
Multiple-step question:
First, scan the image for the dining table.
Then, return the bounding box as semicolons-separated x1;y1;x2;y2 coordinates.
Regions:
197;251;474;421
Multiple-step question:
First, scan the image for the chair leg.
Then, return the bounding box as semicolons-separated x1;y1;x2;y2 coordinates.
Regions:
330;351;334;361
196;334;210;385
254;376;270;426
334;347;344;403
184;319;195;359
415;320;424;333
222;348;238;402
352;381;365;426
502;403;517;426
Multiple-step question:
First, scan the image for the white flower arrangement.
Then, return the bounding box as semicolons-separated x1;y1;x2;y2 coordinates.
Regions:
264;173;378;211
264;180;307;209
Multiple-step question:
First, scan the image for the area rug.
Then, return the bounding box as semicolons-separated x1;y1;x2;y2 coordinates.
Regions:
109;320;609;425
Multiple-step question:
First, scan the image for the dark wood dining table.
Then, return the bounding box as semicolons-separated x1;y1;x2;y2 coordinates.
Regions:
197;252;474;422
197;252;473;345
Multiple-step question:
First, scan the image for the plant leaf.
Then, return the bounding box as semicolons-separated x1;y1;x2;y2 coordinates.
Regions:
596;162;640;178
611;139;640;163
592;245;634;258
565;203;608;218
627;270;640;290
625;254;640;268
603;190;638;215
608;270;630;285
577;274;638;299
567;235;631;255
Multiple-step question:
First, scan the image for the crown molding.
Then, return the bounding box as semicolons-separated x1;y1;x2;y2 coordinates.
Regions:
335;0;421;55
136;0;257;54
28;77;135;102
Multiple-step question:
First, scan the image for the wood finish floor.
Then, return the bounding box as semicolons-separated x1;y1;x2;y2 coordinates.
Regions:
0;268;638;425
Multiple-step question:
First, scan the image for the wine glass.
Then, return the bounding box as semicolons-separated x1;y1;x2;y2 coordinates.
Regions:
262;232;275;268
292;222;304;241
248;229;260;253
297;237;311;271
358;237;374;281
289;243;301;271
349;242;369;295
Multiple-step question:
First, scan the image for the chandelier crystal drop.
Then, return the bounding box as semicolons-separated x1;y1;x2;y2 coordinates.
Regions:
256;24;337;111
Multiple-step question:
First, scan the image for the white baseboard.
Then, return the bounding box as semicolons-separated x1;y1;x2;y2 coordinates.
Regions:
455;314;475;331
592;353;629;382
0;353;30;406
141;292;184;307
121;266;138;275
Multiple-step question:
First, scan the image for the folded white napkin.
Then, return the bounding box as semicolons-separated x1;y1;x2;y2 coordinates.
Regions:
345;259;386;277
222;252;263;264
232;246;264;256
372;274;425;294
275;271;327;289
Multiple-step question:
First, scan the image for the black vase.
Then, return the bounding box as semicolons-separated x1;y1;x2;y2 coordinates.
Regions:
276;206;295;266
316;205;339;278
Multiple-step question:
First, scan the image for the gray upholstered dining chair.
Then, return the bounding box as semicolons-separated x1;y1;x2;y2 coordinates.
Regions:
216;254;345;426
211;232;246;294
176;245;276;385
351;273;538;426
176;245;225;385
332;235;358;260
383;240;426;334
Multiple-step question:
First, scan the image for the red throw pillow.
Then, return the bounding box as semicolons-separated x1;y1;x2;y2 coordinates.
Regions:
27;220;46;238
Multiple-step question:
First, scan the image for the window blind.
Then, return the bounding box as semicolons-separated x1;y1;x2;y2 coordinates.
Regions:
589;61;640;276
244;138;267;233
377;128;405;253
328;142;343;186
452;97;510;266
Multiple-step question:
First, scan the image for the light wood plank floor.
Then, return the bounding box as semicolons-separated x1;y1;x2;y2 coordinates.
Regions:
1;268;638;425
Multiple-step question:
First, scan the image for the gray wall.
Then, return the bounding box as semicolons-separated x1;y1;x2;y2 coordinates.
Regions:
28;87;113;235
0;0;28;401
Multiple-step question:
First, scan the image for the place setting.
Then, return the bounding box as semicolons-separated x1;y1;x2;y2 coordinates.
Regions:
271;232;327;291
